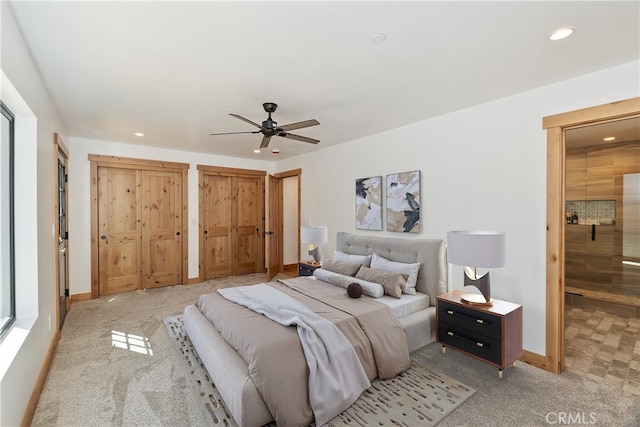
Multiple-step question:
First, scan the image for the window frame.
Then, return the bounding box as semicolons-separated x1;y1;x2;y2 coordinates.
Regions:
1;100;16;340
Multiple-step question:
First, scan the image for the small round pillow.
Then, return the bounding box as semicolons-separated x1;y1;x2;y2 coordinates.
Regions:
347;282;363;299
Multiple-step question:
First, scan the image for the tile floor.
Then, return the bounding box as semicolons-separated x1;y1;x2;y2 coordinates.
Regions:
565;295;640;396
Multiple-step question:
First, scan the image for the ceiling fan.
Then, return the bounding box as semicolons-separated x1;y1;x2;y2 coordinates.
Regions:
210;102;320;148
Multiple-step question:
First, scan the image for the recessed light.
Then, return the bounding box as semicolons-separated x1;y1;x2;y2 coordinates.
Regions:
254;149;261;153
549;27;574;41
603;136;616;141
370;33;387;44
134;132;144;137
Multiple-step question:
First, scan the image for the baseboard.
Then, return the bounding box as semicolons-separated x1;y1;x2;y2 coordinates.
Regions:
187;277;202;285
70;292;92;304
283;263;297;273
520;349;557;373
21;329;59;426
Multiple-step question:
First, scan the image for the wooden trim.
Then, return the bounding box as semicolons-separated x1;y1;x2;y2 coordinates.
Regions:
519;350;550;371
181;168;189;285
187;277;202;285
543;98;640;129
89;155;189;298
90;161;99;299
274;168;302;179
197;169;205;283
283;263;297;273
70;292;92;304
21;330;59;427
88;154;188;172
197;164;266;177
543;97;639;374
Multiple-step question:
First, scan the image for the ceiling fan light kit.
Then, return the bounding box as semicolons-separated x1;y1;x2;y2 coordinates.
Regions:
210;102;320;149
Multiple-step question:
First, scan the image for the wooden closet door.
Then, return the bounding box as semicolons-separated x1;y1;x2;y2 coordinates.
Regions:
142;170;182;288
98;167;142;295
202;175;232;279
233;176;262;275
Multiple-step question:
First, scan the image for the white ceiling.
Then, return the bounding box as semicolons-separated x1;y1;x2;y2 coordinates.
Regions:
8;1;640;160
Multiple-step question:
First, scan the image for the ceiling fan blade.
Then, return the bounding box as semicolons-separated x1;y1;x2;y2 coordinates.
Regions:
282;133;320;144
229;113;261;128
209;130;260;136
279;119;320;132
260;135;272;148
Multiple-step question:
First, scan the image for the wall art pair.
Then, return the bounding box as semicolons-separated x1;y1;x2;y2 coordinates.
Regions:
355;170;420;233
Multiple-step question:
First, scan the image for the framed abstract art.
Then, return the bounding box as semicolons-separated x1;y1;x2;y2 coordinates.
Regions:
386;170;420;233
355;176;382;230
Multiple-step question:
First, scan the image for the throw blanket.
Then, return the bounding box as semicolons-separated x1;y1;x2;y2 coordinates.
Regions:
217;284;370;426
195;278;410;426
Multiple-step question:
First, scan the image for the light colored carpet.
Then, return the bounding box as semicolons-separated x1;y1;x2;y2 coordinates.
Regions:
163;315;475;427
31;273;640;427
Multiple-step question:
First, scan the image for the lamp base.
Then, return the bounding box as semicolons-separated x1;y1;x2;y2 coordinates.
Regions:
460;293;494;306
309;246;322;263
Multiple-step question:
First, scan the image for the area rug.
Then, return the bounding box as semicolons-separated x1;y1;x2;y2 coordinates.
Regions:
163;315;475;426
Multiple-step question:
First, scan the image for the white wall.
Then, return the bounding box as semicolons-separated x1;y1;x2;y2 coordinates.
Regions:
1;3;68;425
67;138;276;294
276;60;640;355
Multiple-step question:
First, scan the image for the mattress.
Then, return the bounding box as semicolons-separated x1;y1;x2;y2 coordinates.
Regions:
378;292;430;318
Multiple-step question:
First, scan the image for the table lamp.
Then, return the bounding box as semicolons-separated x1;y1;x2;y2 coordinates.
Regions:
301;225;328;263
447;230;506;305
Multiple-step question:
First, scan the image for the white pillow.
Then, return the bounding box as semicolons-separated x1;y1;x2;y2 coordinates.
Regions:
370;253;420;295
334;250;372;267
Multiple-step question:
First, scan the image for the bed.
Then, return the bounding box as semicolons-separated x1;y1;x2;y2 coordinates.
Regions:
183;231;448;426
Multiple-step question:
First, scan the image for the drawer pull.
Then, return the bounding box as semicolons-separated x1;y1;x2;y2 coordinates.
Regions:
445;329;491;349
443;308;491;326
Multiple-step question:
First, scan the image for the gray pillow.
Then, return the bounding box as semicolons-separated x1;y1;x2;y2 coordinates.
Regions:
321;260;361;277
355;266;407;299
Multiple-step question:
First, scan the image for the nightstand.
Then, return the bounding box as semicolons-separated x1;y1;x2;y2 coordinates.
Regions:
298;261;320;277
436;290;522;378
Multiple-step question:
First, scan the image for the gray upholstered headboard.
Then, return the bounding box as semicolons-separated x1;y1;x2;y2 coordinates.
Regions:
336;232;448;305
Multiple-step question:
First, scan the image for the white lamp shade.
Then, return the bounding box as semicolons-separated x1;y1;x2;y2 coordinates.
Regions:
447;230;506;268
301;226;328;245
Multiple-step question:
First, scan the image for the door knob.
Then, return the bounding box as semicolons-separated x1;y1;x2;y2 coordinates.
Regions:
176;231;181;236
100;235;106;240
204;230;208;235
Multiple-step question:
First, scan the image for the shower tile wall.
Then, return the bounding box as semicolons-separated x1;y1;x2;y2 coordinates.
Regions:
565;141;640;301
565;200;616;225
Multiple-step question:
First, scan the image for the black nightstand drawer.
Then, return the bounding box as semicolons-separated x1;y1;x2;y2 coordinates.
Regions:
298;262;318;277
438;301;501;340
438;322;502;365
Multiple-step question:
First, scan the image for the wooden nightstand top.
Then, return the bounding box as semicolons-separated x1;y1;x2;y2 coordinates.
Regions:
437;290;521;317
298;260;321;268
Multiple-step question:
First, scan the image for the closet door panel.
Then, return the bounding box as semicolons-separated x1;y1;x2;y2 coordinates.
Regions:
142;170;182;288
203;175;232;279
233;177;262;275
98;167;142;295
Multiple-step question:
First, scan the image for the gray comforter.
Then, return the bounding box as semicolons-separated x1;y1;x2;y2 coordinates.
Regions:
195;277;410;426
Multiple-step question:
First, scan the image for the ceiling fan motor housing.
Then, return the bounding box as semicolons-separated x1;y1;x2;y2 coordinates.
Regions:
263;102;278;113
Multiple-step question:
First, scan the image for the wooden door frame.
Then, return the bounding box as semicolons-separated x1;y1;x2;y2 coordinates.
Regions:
542;97;639;374
89;155;189;298
267;174;282;280
197;165;266;283
273;169;302;266
53;133;69;327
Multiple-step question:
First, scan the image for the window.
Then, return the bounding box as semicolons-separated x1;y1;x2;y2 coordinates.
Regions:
1;101;15;340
